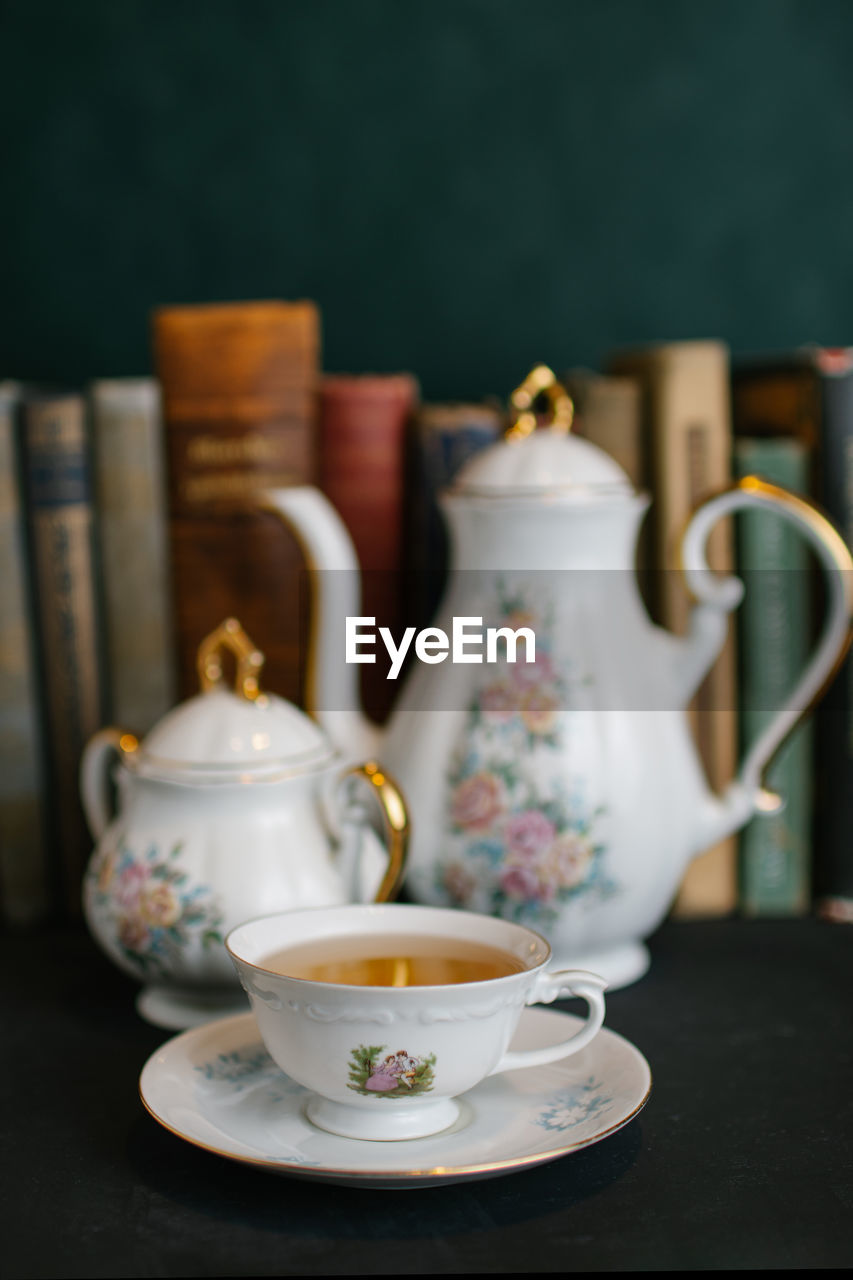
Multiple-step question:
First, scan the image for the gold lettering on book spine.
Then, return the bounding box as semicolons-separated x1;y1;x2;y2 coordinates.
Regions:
186;434;285;466
181;469;298;505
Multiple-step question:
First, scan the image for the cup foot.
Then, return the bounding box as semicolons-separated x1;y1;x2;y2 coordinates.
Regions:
304;1095;461;1142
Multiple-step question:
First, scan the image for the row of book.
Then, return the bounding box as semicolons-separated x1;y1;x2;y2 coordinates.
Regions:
0;303;850;928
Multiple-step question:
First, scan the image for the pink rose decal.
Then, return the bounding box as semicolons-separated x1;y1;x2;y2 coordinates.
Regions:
451;772;504;831
500;863;545;901
510;650;556;692
479;681;519;722
505;810;556;860
113;862;147;910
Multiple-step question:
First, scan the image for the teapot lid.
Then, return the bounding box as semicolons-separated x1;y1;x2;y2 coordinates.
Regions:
451;366;634;499
128;620;334;782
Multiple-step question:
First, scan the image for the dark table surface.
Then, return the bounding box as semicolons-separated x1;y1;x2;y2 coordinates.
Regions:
2;915;852;1276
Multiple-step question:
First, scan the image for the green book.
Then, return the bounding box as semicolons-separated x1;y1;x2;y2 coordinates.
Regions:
734;437;812;915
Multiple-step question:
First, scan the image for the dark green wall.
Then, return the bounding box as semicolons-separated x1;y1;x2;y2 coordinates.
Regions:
4;0;853;401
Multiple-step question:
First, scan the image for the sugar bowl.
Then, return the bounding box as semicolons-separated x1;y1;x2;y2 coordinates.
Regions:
80;619;409;1028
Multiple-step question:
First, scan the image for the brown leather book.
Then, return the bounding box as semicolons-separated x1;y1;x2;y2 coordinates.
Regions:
152;301;320;704
318;374;420;723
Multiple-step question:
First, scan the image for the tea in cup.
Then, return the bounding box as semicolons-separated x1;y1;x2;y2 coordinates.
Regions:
226;904;607;1141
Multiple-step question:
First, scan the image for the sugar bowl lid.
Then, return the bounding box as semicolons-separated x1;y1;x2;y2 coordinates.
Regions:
125;619;334;783
451;365;633;499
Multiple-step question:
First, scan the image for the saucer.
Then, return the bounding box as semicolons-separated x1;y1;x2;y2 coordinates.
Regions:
139;1007;651;1188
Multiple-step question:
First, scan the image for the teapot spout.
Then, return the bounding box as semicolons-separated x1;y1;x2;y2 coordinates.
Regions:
260;486;381;760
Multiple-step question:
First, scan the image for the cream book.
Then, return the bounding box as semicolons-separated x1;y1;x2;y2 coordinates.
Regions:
606;340;737;916
90;378;176;733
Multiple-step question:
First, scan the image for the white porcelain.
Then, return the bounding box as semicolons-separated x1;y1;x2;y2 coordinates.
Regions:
80;620;409;1030
264;374;853;987
226;903;606;1141
139;1005;650;1186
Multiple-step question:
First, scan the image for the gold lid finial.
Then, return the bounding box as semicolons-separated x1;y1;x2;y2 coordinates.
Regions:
506;364;574;440
196;618;266;702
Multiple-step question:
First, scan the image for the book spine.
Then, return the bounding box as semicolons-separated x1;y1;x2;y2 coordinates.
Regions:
318;374;420;723
608;342;738;916
813;364;853;918
90;378;176;734
403;403;502;634
563;370;645;488
0;386;49;924
564;368;654;614
19;393;106;917
733;437;812;915
153;301;320;706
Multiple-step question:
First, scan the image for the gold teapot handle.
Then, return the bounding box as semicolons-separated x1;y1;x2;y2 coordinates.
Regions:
197;618;266;702
506;364;574;440
343;761;410;903
681;476;853;809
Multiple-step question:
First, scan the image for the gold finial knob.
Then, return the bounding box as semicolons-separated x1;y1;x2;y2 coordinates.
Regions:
506;364;574;440
196;618;266;702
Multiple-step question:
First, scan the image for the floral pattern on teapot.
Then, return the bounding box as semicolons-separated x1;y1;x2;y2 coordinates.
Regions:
86;837;225;977
435;587;618;925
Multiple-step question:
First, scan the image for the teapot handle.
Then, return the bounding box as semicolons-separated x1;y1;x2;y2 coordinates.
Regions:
335;762;410;903
681;476;853;817
79;727;139;839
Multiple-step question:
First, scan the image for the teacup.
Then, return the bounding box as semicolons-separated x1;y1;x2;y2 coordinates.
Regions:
226;903;607;1141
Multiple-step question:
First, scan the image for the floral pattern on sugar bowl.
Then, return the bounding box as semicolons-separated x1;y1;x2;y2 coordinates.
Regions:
85;836;224;980
435;586;618;926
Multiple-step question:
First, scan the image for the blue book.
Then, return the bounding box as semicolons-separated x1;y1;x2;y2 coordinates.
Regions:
18;388;107;918
404;402;502;631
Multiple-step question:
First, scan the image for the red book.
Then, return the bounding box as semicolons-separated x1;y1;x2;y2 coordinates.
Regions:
318;374;419;723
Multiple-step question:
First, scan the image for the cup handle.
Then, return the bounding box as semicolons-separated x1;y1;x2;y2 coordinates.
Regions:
339;761;410;903
488;969;607;1074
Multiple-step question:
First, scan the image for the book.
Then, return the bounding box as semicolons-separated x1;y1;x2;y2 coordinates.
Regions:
733;437;812;915
606;340;738;916
318;373;420;723
732;347;853;920
403;401;503;636
0;384;49;924
90;378;176;734
563;369;645;489
17;388;107;917
563;368;653;612
152;300;320;705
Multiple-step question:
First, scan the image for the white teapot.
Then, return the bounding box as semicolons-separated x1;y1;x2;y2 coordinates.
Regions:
80;618;409;1028
263;367;853;989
